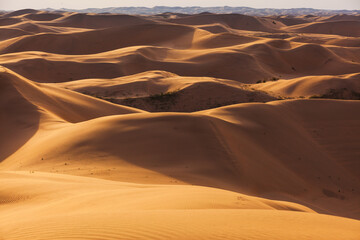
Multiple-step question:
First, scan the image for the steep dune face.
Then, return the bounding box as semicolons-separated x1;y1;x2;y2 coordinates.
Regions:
0;10;359;240
0;67;143;121
0;68;42;161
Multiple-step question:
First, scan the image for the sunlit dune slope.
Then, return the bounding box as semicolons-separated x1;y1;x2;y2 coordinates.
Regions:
2;171;359;240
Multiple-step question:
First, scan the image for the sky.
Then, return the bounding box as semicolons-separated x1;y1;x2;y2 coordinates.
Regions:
0;0;359;11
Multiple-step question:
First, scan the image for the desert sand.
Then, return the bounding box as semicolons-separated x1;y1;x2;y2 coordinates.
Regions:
0;9;359;239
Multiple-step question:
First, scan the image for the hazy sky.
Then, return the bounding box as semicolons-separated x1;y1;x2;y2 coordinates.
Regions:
0;0;359;11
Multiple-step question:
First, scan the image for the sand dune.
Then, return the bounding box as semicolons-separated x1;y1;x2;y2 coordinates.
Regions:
269;15;311;26
0;27;30;41
319;14;360;22
1;39;358;84
0;16;23;26
0;66;143;121
47;12;153;29
288;34;360;47
0;21;60;35
23;12;64;21
1;71;359;219
254;73;360;98
0;10;359;239
2;171;359;240
0;22;205;54
284;21;360;37
51;70;277;111
165;13;286;32
0;12;358;85
1;8;39;18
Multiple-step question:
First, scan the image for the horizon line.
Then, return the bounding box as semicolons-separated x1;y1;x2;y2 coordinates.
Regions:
2;6;359;12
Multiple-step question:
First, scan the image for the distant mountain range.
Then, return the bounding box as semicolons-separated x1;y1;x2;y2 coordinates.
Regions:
42;6;360;16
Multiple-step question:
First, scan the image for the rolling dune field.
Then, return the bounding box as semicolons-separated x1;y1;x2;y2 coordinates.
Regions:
0;9;359;239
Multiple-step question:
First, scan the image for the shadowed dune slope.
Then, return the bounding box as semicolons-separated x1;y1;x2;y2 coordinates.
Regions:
0;67;143;123
23;12;64;21
269;16;310;26
1;9;39;18
0;17;23;27
0;28;30;41
0;68;42;161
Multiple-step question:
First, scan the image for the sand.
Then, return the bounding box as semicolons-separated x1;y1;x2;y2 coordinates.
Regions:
0;10;359;239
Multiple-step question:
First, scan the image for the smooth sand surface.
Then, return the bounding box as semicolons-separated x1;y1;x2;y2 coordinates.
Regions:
0;10;359;239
